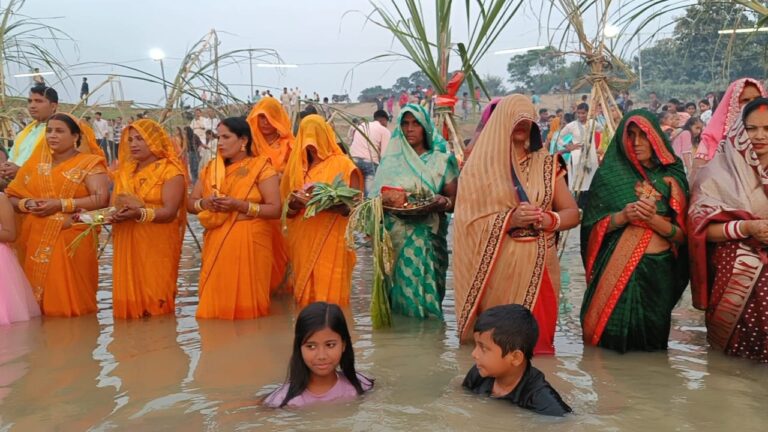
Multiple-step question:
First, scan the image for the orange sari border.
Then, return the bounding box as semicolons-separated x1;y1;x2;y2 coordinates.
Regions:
582;226;653;345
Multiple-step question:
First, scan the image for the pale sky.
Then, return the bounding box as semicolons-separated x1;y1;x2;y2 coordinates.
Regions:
9;0;680;106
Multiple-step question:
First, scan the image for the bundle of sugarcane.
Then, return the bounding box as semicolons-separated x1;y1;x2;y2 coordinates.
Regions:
345;197;394;329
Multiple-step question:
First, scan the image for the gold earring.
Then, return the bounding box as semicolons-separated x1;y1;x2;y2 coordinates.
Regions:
240;144;246;152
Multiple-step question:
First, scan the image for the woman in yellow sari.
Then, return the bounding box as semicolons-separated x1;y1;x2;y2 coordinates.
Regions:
188;117;281;319
282;114;361;308
247;97;295;293
110;119;187;319
6;113;110;317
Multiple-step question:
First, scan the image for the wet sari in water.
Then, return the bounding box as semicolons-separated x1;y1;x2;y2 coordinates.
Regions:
112;119;187;318
453;95;564;354
197;154;277;319
689;118;768;362
281;115;360;308
373;104;459;320
6;116;107;317
581;110;689;353
247;97;295;293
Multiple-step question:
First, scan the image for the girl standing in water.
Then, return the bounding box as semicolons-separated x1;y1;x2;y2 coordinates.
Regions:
264;302;373;408
0;191;40;325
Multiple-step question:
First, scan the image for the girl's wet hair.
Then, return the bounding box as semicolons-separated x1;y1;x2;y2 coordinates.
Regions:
47;113;82;147
278;302;366;408
219;116;253;156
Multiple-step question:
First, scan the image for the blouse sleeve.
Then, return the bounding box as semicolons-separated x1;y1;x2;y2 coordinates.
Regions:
258;161;278;182
443;153;460;185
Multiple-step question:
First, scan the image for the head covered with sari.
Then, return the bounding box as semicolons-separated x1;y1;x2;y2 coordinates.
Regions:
583;110;688;231
453;94;555;340
280;114;341;198
689;97;768;310
246;97;295;171
372;103;452;197
700;78;767;160
115;119;187;200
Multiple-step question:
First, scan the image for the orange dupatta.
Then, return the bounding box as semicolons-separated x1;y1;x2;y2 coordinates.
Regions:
246;97;295;172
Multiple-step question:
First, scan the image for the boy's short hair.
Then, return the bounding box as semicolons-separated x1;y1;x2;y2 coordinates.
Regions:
30;85;58;103
576;103;589;112
474;304;538;360
538;108;548;115
684;102;696;109
699;99;711;107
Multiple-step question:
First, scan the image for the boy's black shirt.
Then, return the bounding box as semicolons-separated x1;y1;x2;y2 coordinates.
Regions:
462;363;572;417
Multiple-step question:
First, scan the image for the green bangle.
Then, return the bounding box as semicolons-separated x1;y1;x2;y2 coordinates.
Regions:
609;212;625;229
662;223;678;239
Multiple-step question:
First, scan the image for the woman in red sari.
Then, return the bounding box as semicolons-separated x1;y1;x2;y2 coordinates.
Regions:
689;98;768;361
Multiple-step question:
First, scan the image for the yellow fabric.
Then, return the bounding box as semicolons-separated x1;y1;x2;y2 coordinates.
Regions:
5;118;107;316
112;119;187;319
10;121;44;164
284;115;360;307
453;94;560;340
246;97;295;172
197;156;277;319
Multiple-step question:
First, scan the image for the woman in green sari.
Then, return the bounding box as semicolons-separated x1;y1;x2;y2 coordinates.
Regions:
581;109;689;353
372;104;459;319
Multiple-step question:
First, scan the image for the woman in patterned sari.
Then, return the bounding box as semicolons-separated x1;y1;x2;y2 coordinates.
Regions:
110;119;187;318
6;113;110;317
581;110;689;353
453;95;579;354
689;98;768;362
372;104;459;320
282;114;361;308
189;117;282;319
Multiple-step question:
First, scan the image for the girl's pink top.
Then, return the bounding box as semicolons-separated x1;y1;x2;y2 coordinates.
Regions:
264;372;373;408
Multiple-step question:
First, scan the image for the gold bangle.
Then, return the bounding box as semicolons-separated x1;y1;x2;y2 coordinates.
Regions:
60;198;75;213
247;202;261;218
194;199;204;213
18;198;32;213
138;208;156;223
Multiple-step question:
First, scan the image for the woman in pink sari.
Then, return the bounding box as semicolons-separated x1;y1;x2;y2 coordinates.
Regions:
693;78;766;173
689;97;768;362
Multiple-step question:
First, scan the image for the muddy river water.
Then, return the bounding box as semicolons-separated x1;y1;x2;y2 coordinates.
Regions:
1;220;767;431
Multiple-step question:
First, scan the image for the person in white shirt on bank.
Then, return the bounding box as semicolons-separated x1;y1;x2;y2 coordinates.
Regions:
349;110;391;197
557;103;601;207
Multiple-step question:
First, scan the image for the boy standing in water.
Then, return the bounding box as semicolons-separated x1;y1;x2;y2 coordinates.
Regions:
462;304;572;416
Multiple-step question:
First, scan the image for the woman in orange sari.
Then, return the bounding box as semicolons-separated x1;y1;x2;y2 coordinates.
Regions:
247;97;295;293
282;114;361;308
110;119;187;318
453;95;580;354
189;117;281;319
6;113;110;317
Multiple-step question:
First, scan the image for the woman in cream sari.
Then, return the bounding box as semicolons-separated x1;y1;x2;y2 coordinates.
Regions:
453;95;580;354
689;98;768;362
